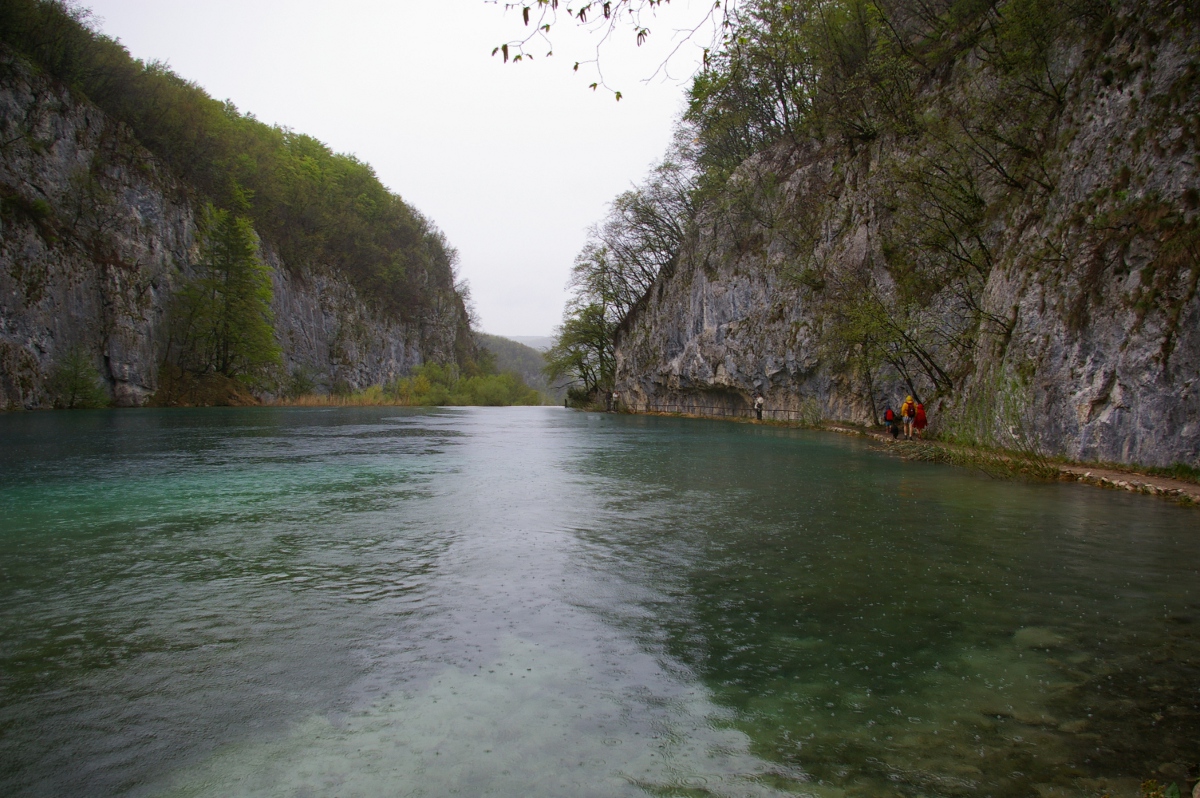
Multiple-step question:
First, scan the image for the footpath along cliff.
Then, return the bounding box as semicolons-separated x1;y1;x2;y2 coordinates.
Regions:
0;44;471;409
614;0;1199;469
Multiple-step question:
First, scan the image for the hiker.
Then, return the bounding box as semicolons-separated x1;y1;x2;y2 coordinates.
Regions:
913;402;928;439
882;404;899;438
611;391;620;412
754;393;764;421
900;395;916;439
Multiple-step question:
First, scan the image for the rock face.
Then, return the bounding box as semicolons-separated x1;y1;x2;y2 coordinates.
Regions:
0;53;469;409
615;10;1199;468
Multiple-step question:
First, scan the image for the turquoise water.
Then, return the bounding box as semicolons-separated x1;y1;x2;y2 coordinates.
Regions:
0;407;1196;797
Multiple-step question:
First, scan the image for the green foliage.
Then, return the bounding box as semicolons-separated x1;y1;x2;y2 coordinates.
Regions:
475;333;562;400
807;250;958;413
385;363;543;407
892;438;1060;481
0;185;58;249
149;368;260;408
1139;779;1181;798
0;0;468;329
170;205;281;386
676;0;1122;415
283;366;319;399
547;143;696;400
545;302;617;397
565;385;596;408
592;148;695;309
47;347;108;408
1084;195;1200;364
1140;462;1200;485
938;367;1056;476
686;0;916;178
685;0;1104;181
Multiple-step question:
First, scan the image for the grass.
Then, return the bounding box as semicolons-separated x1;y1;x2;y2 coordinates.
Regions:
1125;461;1200;485
274;386;399;407
888;438;1062;481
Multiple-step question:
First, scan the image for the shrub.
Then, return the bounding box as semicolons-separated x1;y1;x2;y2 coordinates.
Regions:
48;348;109;409
385;363;542;406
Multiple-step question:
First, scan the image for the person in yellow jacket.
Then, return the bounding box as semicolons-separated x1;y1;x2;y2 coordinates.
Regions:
900;395;916;440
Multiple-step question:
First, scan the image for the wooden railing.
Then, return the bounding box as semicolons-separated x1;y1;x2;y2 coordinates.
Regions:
640;402;814;422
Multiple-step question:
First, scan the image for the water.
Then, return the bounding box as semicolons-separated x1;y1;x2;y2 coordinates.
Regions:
0;407;1196;798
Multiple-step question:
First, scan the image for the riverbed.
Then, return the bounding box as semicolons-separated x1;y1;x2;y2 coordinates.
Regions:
0;406;1196;797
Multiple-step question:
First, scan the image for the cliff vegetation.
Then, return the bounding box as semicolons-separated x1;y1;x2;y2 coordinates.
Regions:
0;0;464;323
0;0;478;407
554;0;1200;467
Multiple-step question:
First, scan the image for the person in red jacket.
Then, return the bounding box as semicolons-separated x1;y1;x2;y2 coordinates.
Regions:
913;402;928;439
882;404;899;438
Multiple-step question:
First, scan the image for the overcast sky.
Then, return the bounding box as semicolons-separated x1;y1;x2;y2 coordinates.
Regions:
83;0;709;338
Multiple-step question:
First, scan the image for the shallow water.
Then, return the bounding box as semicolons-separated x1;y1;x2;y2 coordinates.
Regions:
0;406;1196;797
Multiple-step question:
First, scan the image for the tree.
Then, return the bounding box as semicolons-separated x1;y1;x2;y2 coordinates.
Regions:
171;205;281;385
493;0;737;97
544;300;618;399
0;0;472;338
48;347;109;408
587;147;695;313
545;140;696;400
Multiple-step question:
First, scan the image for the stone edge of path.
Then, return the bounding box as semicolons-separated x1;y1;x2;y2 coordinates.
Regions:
824;424;1200;507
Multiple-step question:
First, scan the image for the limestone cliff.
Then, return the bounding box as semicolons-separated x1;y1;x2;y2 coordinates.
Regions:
615;3;1199;468
0;52;471;408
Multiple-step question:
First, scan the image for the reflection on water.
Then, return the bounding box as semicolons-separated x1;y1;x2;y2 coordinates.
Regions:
0;407;1196;797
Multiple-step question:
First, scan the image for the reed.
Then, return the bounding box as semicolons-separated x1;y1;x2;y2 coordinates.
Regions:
891;439;1063;481
272;390;403;408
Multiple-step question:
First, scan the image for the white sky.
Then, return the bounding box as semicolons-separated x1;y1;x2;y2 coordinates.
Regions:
83;0;709;338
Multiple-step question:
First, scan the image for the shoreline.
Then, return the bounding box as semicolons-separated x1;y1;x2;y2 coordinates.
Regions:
631;408;1200;506
8;401;1197;505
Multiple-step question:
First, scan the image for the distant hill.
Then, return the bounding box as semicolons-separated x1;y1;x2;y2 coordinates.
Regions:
475;334;564;402
503;336;555;352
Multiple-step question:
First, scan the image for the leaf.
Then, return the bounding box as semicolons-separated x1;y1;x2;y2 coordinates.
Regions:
501;43;509;62
589;82;598;90
614;91;622;101
574;62;580;71
523;6;530;24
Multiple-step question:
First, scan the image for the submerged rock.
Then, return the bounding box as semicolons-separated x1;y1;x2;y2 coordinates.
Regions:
1013;628;1070;650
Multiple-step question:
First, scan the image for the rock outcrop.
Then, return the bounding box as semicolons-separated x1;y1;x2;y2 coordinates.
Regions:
0;52;470;409
615;5;1199;468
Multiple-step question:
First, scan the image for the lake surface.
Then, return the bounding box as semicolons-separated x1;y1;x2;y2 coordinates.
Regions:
0;406;1197;797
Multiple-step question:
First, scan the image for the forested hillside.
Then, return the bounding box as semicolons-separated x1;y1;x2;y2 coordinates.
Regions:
0;0;475;407
553;0;1199;467
0;0;465;322
475;333;562;401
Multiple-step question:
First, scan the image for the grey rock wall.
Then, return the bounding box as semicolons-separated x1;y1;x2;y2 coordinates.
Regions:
615;16;1199;468
0;53;467;409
